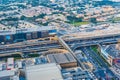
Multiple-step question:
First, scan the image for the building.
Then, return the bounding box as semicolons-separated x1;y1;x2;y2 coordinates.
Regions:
98;45;113;65
62;67;96;80
7;58;14;70
0;69;19;80
47;53;77;68
0;26;57;44
25;63;63;80
105;44;120;65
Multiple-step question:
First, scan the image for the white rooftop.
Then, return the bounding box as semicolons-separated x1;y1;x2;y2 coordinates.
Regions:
25;63;63;80
0;70;15;77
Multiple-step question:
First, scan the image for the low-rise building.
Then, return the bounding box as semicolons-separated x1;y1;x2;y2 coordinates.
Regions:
62;67;96;80
25;63;63;80
0;69;19;80
47;53;77;68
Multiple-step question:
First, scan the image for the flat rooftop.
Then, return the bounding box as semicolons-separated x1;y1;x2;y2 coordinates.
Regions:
47;53;76;64
25;63;63;80
0;70;15;77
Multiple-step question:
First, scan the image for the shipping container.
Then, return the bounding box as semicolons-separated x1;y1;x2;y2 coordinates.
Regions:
48;29;57;35
13;33;26;42
4;35;13;44
41;30;49;38
14;33;26;40
26;33;32;40
37;32;42;38
0;36;4;42
32;32;38;39
0;28;57;44
4;35;13;41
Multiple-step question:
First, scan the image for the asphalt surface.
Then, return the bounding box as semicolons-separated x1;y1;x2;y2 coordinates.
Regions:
79;46;116;78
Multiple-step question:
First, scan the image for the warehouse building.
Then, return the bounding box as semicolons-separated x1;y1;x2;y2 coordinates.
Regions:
25;63;63;80
0;69;19;80
47;53;77;68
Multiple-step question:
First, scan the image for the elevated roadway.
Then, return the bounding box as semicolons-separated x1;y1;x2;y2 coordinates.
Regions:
63;28;120;40
62;28;120;48
58;37;86;70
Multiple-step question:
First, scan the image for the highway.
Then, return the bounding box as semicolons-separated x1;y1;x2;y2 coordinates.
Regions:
79;46;116;78
80;47;101;69
0;34;119;54
88;47;108;68
0;40;63;53
0;45;62;54
61;29;120;48
63;27;120;40
80;46;109;68
0;40;58;49
67;36;118;49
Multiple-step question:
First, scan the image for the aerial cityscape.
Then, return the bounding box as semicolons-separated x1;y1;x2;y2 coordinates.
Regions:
0;0;120;80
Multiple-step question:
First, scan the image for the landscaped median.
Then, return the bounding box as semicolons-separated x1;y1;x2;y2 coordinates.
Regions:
112;17;120;22
91;46;111;67
28;54;40;58
71;21;89;26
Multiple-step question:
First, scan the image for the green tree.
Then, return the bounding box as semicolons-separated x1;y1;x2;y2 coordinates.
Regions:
20;15;26;20
67;16;83;22
90;18;97;23
37;13;46;18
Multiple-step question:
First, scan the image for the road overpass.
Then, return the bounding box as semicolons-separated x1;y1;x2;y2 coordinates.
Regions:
58;34;117;76
1;27;120;53
58;37;86;70
63;28;120;40
61;28;120;50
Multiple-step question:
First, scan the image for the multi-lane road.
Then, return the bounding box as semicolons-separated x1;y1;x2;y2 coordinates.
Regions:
67;37;118;49
78;46;116;78
0;40;63;54
80;47;101;69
